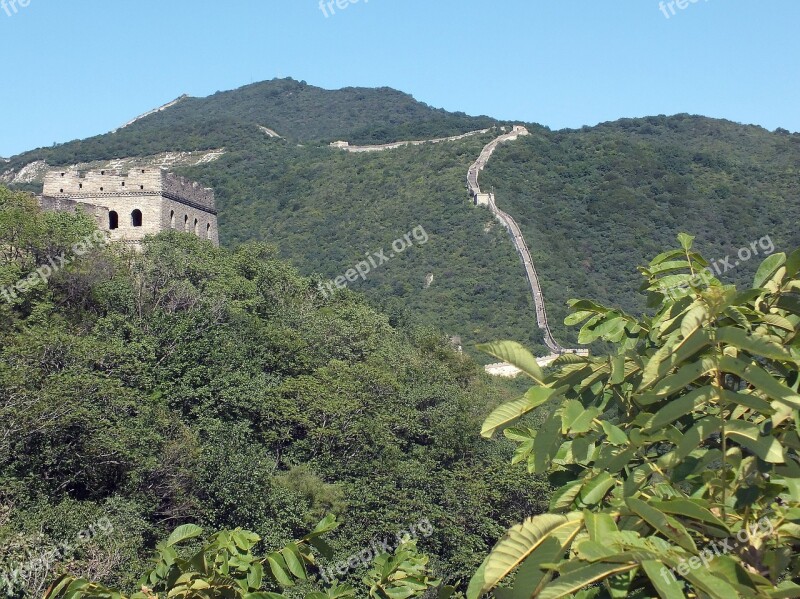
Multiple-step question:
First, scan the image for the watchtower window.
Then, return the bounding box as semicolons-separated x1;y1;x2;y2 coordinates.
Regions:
194;218;199;235
121;181;125;187
59;189;63;193
131;209;143;227
109;211;119;230
101;171;105;175
60;173;65;177
206;223;211;239
79;183;82;189
100;187;104;191
140;185;144;190
170;210;175;229
184;215;189;231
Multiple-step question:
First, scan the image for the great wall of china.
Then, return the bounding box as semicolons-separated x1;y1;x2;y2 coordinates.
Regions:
330;129;491;152
333;126;588;374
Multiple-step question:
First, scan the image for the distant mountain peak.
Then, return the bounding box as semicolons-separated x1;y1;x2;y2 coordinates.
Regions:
114;94;190;133
7;79;498;167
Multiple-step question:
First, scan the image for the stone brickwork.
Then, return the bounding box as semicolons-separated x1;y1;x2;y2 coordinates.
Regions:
41;168;219;246
38;195;109;228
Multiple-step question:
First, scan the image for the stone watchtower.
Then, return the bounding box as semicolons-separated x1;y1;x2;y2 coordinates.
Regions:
41;168;219;246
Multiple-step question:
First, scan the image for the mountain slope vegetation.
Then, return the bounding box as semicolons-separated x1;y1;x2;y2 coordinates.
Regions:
0;189;548;597
7;78;498;169
480;115;800;344
5;80;800;355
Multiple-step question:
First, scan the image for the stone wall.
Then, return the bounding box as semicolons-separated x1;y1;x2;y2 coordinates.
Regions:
43;168;163;196
161;172;215;211
73;192;164;243
41;168;219;246
43;169;216;211
38;196;109;228
161;197;219;245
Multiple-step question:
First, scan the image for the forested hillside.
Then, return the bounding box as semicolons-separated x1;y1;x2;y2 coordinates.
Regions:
0;188;548;598
5;80;800;355
480;115;800;345
6;78;498;169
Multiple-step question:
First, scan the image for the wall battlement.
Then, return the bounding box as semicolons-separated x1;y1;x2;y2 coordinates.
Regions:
162;172;215;211
43;168;216;213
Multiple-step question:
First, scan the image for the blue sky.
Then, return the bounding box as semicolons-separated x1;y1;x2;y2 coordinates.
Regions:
1;0;798;156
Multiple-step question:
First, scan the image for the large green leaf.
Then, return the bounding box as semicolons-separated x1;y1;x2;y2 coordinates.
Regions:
466;514;583;599
476;341;547;384
601;421;628;447
718;389;773;413
578;472;616;507
563;403;601;435
166;524;203;547
578;316;627;345
644;387;714;431
642;328;713;391
625;498;697;552
649;499;729;535
650;358;717;398
720;355;800;409
267;554;294;587
754;253;786;288
584;512;618;543
677;233;695;251
678;564;741;599
650;248;690;267
537;562;638;599
305;514;339;538
726;421;786;463
480;386;559;438
716;327;791;360
281;544;307;579
550;479;583;512
642;560;686;599
497;536;566;599
532;411;565;473
247;561;264;590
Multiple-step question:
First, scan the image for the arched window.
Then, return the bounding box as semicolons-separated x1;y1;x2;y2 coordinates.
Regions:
194;218;199;236
206;223;212;239
184;215;189;231
109;211;119;230
131;209;143;227
170;210;175;229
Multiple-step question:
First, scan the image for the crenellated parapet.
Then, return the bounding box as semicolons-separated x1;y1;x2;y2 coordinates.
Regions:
43;168;216;215
161;172;216;212
41;168;219;247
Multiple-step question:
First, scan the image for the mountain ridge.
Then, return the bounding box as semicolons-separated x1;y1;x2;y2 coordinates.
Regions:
5;79;800;355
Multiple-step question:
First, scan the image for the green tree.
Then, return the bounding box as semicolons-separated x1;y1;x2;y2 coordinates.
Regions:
43;518;441;599
469;235;800;598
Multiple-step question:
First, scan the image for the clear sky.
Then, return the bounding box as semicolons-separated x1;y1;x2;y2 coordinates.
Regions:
1;0;798;157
